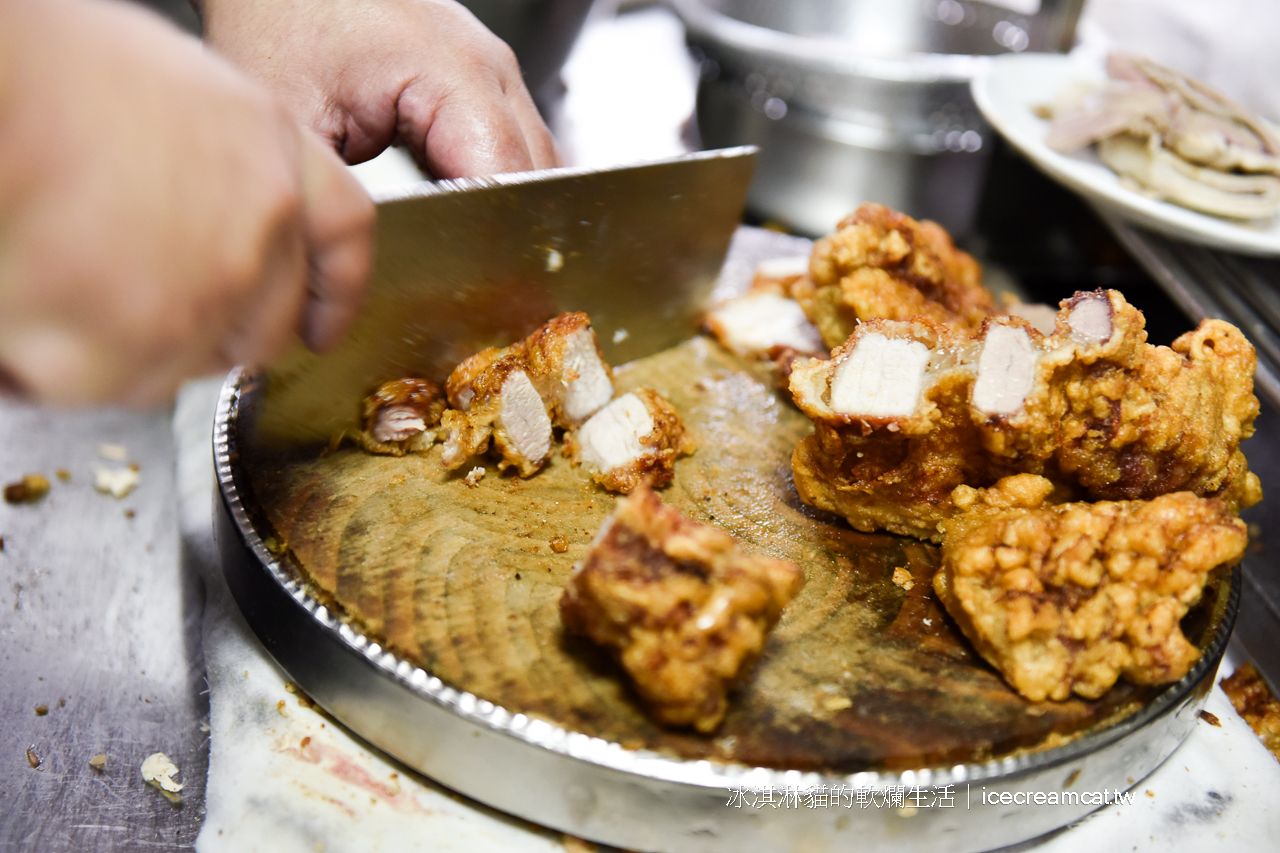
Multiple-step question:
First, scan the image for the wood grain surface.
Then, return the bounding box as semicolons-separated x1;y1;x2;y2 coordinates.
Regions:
242;336;1219;773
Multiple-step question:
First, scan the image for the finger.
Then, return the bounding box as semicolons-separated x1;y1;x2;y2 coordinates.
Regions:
218;196;309;367
297;128;375;353
398;75;539;178
507;86;561;170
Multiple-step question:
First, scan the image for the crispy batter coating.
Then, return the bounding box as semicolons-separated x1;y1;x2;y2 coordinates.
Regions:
1220;663;1280;762
934;475;1246;701
356;378;446;456
441;313;615;476
560;487;804;732
795;204;998;348
790;290;1261;541
564;388;696;493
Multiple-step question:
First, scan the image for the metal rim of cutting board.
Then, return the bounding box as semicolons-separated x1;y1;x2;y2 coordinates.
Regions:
214;363;1238;853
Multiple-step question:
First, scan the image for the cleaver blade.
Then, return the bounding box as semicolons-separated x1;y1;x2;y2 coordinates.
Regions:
251;147;757;449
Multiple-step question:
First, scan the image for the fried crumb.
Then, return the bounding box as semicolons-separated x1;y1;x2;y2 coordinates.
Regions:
55;469;70;482
141;752;183;801
550;535;569;553
277;700;288;717
1221;662;1280;761
562;835;598;853
4;474;50;504
284;682;296;694
34;705;47;716
88;754;107;770
820;695;853;712
124;509;135;519
92;466;139;499
463;466;486;488
0;536;5;551
26;747;40;770
891;566;914;591
1198;710;1221;727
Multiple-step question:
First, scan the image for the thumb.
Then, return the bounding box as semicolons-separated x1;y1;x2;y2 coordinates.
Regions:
297;129;375;353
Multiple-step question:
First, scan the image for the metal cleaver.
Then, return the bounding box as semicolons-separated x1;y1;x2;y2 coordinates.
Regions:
251;147;757;449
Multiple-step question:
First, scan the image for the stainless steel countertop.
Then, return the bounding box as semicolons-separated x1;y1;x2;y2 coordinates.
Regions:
0;405;207;850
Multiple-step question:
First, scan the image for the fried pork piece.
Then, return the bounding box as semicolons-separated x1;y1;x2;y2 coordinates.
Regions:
357;378;446;456
703;289;825;361
441;313;614;476
790;289;1261;541
794;203;998;348
565;388;696;493
1220;663;1280;762
934;475;1246;702
560;487;803;732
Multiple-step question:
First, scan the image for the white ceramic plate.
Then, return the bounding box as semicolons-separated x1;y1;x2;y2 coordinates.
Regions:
971;52;1280;257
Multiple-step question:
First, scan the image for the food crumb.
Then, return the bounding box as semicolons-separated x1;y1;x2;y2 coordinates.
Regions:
891;566;914;591
59;699;65;707
1199;710;1222;727
141;752;183;801
563;835;598;853
301;736;311;750
89;754;107;770
34;705;47;716
390;473;406;486
821;695;852;712
4;474;51;504
284;682;297;694
0;536;5;551
55;469;71;482
550;535;569;553
1145;790;1154;798
463;466;486;488
124;509;135;519
97;444;128;461
26;747;40;770
277;700;288;718
92;465;140;499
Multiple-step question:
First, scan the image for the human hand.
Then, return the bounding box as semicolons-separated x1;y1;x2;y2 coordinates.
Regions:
0;0;374;405
195;0;561;177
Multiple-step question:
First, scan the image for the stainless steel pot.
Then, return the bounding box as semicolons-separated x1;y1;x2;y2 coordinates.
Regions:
674;0;1085;237
460;0;597;104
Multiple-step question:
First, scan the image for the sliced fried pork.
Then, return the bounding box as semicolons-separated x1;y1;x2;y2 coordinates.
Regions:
559;486;804;732
357;378;446;456
566;388;695;493
704;291;825;360
440;313;615;477
790;290;1261;541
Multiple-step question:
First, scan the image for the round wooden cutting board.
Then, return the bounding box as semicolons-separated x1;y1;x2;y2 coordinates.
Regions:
240;335;1230;773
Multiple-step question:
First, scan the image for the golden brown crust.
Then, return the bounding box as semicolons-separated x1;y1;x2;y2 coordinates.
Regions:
798;203;998;348
789;291;1262;540
440;313;615;476
565;388;696;494
356;378;446;456
934;475;1246;701
1220;663;1280;762
560;487;804;732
